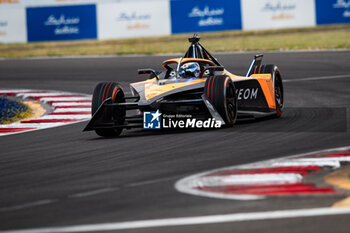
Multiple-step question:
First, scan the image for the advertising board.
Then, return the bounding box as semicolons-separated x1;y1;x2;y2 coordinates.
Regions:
170;0;242;34
97;1;171;40
316;0;350;24
26;4;97;42
0;0;96;7
0;7;27;43
241;0;316;30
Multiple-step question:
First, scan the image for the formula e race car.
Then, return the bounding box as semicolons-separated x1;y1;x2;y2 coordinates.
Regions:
83;35;283;137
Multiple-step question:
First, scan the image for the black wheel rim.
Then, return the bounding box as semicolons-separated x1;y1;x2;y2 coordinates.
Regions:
225;83;236;123
275;76;283;109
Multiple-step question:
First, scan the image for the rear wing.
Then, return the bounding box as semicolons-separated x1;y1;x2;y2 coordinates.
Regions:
246;54;263;77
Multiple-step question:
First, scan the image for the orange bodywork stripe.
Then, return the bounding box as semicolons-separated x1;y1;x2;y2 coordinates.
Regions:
251;74;276;109
143;78;205;100
207;78;212;98
210;76;216;103
101;83;109;102
106;83;113;100
111;87;118;101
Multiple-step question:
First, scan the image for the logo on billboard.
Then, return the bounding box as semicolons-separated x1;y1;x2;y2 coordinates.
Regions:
0;0;19;4
117;12;151;21
44;14;80;35
188;6;224;26
0;21;7;27
262;1;296;12
333;0;350;18
116;12;152;30
261;1;296;20
0;20;7;36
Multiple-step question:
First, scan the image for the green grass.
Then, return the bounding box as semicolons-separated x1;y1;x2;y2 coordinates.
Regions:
0;24;350;58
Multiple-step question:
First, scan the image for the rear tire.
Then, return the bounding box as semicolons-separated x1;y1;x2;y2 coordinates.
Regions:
92;82;125;137
251;65;284;117
204;75;237;126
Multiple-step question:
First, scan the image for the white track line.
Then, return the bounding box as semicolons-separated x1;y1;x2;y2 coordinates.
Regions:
126;176;181;187
0;200;56;212
284;74;350;82
69;188;118;198
2;207;350;233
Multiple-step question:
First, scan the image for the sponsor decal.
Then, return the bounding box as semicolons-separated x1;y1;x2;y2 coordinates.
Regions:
143;110;222;129
171;0;241;33
236;88;258;100
26;5;97;42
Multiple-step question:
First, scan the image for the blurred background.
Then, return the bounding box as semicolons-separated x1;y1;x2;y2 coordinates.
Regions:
0;0;349;57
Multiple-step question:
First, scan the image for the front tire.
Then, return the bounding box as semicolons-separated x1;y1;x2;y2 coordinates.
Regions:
92;82;125;137
274;68;284;117
204;75;238;126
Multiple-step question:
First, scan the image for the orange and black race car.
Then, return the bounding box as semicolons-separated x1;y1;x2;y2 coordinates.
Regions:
84;35;283;137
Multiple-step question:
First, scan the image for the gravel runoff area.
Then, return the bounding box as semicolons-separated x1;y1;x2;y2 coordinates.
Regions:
0;97;31;124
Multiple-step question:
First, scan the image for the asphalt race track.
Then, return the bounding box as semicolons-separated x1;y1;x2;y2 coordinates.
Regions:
0;51;350;232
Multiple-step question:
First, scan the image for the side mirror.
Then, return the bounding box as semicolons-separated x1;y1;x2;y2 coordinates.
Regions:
200;66;224;78
138;69;159;80
246;54;263;77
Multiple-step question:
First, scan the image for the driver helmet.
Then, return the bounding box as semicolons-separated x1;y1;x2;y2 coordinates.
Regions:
179;62;201;78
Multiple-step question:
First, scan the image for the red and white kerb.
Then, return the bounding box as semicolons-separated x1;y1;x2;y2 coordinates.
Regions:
175;147;350;200
0;89;91;136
